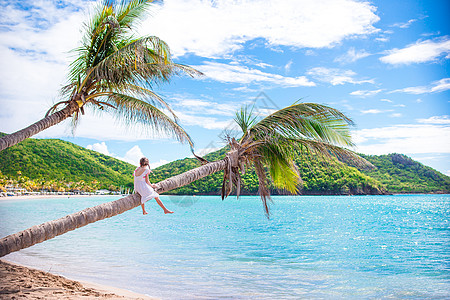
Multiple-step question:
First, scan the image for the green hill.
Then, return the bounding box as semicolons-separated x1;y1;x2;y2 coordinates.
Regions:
148;148;449;195
0;134;135;192
359;153;450;193
148;147;387;195
0;134;448;194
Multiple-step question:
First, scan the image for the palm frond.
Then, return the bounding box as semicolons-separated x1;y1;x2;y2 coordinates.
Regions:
234;105;258;137
170;63;204;78
87;83;178;120
251;103;355;147
257;142;301;194
88;36;178;87
67;1;118;83
101;92;193;148
253;160;271;217
285;137;374;169
229;102;373;218
84;2;120;67
45;100;71;117
116;0;152;29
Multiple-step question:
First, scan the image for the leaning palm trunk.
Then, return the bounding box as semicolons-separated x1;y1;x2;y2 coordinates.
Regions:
0;102;78;152
0;102;372;257
0;159;227;257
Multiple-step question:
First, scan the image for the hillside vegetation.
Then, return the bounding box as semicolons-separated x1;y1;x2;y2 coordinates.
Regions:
0;134;448;194
148;147;387;195
149;149;449;195
359;153;450;193
0;133;135;192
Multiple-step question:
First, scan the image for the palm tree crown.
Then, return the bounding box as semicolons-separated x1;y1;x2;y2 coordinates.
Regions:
56;0;201;144
222;102;373;215
0;0;200;152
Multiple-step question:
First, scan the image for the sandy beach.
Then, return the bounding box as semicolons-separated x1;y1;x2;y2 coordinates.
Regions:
0;260;156;299
1;195;155;299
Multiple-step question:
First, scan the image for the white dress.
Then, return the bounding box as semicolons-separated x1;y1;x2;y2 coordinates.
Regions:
134;167;159;204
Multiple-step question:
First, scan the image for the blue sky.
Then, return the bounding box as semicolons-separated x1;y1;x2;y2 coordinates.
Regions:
1;0;449;175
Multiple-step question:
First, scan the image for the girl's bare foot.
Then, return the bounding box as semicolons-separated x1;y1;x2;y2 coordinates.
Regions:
143;211;148;215
164;210;174;214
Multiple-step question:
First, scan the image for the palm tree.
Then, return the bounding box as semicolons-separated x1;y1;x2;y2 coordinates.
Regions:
0;0;200;152
0;102;372;257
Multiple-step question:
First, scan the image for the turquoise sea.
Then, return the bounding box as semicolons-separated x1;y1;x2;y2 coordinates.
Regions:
1;194;449;299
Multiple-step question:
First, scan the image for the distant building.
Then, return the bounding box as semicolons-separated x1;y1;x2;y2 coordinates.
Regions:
71;189;82;195
5;185;27;195
96;189;111;195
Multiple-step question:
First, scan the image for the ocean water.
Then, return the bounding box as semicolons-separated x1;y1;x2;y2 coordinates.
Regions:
1;194;449;299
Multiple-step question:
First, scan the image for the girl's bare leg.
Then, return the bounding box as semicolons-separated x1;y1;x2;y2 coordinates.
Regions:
155;197;174;214
141;204;148;215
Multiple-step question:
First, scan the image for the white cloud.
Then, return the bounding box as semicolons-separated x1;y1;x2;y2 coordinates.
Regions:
119;145;145;166
0;3;84;135
197;146;223;156
284;60;293;73
117;145;164;168
391;18;418;29
232;86;259;93
380;37;450;65
86;142;110;155
142;0;379;58
255;62;273;69
430;78;450;92
391;86;429;94
390;113;402;118
380;99;393;103
173;96;239;117
350;89;383;97
196;61;315;87
167;95;246;130
149;159;170;169
375;37;389;42
175;111;234;130
417;115;450;125
335;47;371;63
307;67;374;85
0;1;88;64
361;109;386;114
85;142;147;167
390;78;450;94
353;124;450;155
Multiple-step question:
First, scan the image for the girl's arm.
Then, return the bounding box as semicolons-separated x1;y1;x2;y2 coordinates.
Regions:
145;172;157;188
145;172;151;185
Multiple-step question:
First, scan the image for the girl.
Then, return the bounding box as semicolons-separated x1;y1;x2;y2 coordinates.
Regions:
134;157;173;215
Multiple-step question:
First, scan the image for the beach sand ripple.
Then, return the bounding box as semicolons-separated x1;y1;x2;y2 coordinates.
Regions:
0;260;153;299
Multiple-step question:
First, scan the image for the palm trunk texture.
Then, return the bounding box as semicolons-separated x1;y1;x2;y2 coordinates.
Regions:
0;159;227;257
0;103;78;152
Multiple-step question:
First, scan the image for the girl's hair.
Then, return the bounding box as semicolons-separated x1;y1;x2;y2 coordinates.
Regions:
140;157;149;167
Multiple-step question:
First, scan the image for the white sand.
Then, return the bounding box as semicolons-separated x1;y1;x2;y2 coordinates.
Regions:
0;260;157;299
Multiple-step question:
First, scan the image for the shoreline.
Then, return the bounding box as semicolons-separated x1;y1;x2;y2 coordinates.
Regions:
0;194;120;201
1;192;448;202
0;259;156;299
